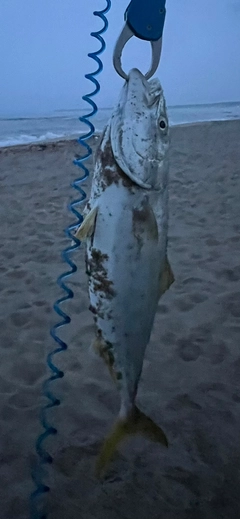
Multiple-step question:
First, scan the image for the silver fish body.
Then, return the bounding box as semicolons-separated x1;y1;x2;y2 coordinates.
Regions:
76;68;173;474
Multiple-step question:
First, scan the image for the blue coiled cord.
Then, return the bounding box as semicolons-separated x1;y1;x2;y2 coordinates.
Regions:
30;2;111;518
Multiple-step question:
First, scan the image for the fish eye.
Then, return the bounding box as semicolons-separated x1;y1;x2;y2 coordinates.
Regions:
159;119;167;130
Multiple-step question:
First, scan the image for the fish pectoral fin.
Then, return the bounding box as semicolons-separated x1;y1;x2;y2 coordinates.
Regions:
74;206;98;242
159;256;175;297
95;406;168;478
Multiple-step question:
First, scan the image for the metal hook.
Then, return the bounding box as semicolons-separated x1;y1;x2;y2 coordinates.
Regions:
113;23;162;81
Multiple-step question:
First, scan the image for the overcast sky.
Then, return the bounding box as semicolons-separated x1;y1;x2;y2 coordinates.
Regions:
1;0;240;115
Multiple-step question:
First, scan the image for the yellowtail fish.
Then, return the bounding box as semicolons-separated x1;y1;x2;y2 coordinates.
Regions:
76;68;174;476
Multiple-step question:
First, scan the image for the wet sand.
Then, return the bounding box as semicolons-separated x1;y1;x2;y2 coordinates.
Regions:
1;120;240;518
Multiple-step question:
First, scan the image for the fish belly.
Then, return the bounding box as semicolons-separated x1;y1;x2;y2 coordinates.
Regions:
87;183;167;394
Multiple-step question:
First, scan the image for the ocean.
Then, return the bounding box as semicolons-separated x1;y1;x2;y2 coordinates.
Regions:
0;102;239;148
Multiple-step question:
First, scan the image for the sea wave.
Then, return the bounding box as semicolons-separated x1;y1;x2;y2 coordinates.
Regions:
0;101;239;148
0;131;79;148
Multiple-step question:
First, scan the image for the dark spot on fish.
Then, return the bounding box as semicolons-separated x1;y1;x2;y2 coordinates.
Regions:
89;304;97;315
91;248;109;264
105;341;113;350
93;297;105;320
107;351;115;366
99;134;135;191
85;250;91;276
93;278;116;298
96;130;105;151
96;339;115;369
116;372;123;380
96;309;105;320
90;248;116;299
132;198;158;243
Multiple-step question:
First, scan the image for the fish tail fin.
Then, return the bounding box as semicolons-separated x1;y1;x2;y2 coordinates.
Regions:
95;406;168;477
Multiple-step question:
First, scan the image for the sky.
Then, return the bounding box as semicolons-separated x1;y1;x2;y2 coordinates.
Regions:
1;0;240;116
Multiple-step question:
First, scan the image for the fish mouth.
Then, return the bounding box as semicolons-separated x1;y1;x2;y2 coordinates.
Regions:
127;68;146;82
127;68;162;104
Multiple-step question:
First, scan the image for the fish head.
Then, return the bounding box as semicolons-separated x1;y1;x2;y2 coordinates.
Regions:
110;68;169;189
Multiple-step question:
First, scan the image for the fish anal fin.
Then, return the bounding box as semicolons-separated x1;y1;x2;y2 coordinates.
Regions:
159;256;174;297
91;336;117;383
95;406;168;478
74;206;98;242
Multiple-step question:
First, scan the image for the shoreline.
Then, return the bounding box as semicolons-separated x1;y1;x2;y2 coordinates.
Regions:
0;118;239;154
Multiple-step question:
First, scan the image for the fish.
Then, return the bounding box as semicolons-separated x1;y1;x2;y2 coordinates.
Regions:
75;68;174;476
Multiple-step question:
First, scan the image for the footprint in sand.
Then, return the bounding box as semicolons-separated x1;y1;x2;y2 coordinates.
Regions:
0;266;8;274
33;300;49;308
174;297;194;312
189;292;208;304
2;250;15;260
158;304;169;314
232;392;240;403
215;267;240;283
0;375;17;394
229;357;240;379
5;289;19;296
174;245;188;253
198;381;226;394
207;340;229;365
7;269;26;279
182;276;203;286
167;393;202;412
229;235;240;243
220;291;240;318
164;466;202;498
1;404;16;421
205;237;221;247
176;337;202;361
194;429;220;466
18;302;32;310
10;310;32;327
0;334;15;350
191;252;202;260
10;359;45;385
160;331;176;346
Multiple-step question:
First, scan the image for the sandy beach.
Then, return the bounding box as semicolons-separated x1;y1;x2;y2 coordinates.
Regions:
1;119;240;519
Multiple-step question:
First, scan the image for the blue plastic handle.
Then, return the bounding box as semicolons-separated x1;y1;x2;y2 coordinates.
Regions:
125;0;166;41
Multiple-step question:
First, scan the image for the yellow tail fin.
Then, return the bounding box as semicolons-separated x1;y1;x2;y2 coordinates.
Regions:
95;406;168;477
